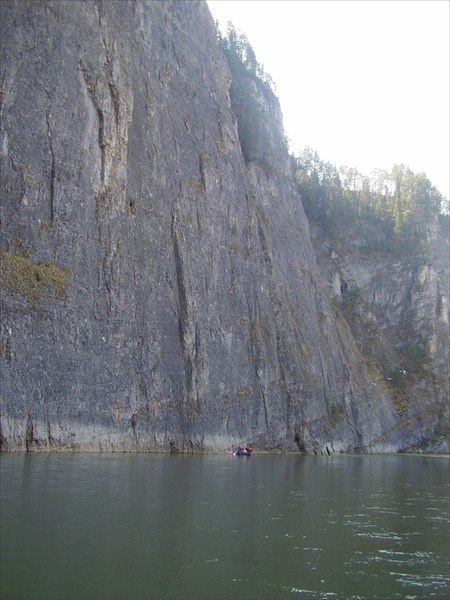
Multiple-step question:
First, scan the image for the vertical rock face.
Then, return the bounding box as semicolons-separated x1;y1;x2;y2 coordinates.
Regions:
311;215;449;453
0;1;447;453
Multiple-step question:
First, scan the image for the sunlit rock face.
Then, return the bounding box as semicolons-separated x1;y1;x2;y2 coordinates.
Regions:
311;216;449;454
1;0;447;453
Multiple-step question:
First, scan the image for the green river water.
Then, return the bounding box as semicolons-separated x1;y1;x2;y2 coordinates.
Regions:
1;453;449;599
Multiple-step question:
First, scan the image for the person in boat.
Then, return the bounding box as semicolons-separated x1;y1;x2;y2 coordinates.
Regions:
234;445;252;456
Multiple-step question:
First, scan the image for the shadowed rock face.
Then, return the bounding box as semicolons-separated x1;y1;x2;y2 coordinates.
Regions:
0;0;447;453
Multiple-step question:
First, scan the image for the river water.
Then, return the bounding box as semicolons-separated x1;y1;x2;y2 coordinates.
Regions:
1;453;449;600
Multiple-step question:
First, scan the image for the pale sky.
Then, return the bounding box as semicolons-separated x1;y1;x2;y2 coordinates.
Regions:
207;0;449;200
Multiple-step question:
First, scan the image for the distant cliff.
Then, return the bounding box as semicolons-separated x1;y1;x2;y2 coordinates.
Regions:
310;215;449;453
1;0;448;453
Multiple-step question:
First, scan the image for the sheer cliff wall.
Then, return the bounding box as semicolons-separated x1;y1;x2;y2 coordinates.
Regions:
1;0;447;452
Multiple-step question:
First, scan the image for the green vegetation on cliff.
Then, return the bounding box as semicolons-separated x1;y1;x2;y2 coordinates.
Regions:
292;147;448;256
0;251;69;301
216;21;276;93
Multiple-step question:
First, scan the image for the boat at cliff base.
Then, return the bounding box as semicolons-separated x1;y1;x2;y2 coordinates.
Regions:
229;446;253;456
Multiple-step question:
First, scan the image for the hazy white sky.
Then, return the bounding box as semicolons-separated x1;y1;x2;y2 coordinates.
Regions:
207;0;449;200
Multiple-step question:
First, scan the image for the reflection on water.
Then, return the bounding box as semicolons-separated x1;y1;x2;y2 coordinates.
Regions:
1;454;449;599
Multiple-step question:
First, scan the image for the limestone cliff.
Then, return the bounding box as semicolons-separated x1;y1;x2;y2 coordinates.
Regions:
311;216;449;453
1;0;448;453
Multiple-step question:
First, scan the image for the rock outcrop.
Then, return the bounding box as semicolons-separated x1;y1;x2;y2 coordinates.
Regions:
311;214;449;453
1;0;448;453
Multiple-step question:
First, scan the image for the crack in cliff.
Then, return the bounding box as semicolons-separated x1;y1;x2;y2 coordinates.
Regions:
97;7;121;133
44;110;56;225
79;61;106;187
259;383;270;433
170;209;196;407
108;81;120;130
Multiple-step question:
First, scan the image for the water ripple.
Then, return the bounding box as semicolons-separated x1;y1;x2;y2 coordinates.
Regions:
390;571;450;590
355;531;402;541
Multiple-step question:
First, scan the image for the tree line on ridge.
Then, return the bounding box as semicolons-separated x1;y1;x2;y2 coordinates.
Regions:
216;22;449;257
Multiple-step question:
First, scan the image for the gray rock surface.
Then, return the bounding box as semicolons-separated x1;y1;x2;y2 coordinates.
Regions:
1;0;448;453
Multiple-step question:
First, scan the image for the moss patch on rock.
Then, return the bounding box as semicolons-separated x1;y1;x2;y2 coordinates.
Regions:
0;251;69;301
